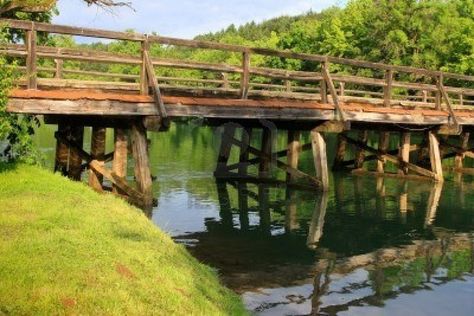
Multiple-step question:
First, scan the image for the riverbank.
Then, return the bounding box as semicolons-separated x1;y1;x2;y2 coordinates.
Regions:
0;163;247;315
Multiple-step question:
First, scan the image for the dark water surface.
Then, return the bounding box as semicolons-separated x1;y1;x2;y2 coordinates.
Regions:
35;123;474;315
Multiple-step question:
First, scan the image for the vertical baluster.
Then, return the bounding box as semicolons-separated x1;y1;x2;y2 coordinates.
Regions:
383;69;393;107
140;39;149;95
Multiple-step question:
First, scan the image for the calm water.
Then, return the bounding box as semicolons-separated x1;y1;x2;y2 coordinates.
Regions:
35;122;474;316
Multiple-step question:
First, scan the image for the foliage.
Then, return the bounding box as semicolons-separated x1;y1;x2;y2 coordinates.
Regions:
0;27;41;164
0;163;247;315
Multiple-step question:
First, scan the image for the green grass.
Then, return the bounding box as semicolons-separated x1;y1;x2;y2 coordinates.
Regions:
0;163;247;315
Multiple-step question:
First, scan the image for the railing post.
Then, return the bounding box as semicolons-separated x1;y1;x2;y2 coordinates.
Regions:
339;82;345;97
140;38;150;96
26;24;37;89
320;63;328;103
459;92;464;107
383;69;393;107
221;72;229;89
435;74;443;110
240;50;250;99
54;58;63;79
285;71;291;92
422;90;428;103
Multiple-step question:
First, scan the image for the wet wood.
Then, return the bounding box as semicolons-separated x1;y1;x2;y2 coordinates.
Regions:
311;131;329;191
238;127;252;175
131;122;153;207
354;131;368;169
88;127;106;192
398;132;411;175
287;130;301;182
455;132;470;169
112;128;128;194
428;132;444;181
333;134;347;171
259;128;273;178
377;132;390;173
215;124;237;176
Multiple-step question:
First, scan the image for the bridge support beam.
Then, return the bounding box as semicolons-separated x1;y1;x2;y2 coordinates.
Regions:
53;119;155;210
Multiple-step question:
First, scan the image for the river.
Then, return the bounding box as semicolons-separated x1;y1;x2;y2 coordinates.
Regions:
34;122;474;315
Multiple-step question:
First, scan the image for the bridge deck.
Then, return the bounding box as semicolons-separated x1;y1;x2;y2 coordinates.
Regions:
8;88;474;127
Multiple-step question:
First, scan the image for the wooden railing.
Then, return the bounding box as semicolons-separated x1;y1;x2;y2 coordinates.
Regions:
2;18;474;122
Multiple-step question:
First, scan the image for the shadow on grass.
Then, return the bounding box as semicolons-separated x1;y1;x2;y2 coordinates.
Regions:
0;162;18;173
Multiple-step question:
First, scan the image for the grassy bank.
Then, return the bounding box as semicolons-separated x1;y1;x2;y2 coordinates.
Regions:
0;164;247;315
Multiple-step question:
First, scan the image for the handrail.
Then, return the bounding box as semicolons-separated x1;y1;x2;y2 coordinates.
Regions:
2;18;473;81
1;18;473;120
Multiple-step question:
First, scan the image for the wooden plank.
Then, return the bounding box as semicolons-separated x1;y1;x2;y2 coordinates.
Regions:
311;131;329;191
342;134;437;179
112;128;129;194
377;132;390;173
455;132;470;169
436;75;460;133
428;132;444;182
88;127;106;192
25;29;37;89
398;132;411;175
240;51;250;99
287;130;301;182
131;122;153;207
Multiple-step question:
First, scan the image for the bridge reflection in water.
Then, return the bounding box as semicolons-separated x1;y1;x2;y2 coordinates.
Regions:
170;177;474;315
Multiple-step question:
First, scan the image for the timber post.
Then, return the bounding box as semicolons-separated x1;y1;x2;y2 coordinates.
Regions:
354;131;368;170
68;126;84;181
311;130;329;191
377;132;390;173
238;127;252;176
112;128;129;195
131;121;154;207
25;25;37;90
89;127;106;192
333;134;347;171
286;130;301;182
259;127;273;179
428;131;444;182
54;124;69;175
215;123;237;177
455;132;470;170
398;132;411;175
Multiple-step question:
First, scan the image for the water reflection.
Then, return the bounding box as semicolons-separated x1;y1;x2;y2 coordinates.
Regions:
164;178;474;315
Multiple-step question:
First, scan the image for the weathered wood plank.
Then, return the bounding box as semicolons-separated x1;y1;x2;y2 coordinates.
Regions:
428;132;444;182
398;132;411;175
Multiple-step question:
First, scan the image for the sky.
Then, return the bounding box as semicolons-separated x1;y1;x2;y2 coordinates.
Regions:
53;0;346;39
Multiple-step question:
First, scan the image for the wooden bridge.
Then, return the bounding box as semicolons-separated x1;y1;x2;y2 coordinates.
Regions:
2;19;474;208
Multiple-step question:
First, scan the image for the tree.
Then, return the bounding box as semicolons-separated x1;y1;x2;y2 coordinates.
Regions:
0;0;132;15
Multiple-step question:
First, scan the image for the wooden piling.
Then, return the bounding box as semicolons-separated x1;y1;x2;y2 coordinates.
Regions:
89;127;106;192
428;132;444;182
377;132;390;173
333;134;347;171
354;131;368;169
131;122;153;207
112;128;128;194
54;124;69;175
455;132;470;170
287;130;301;182
215;124;237;176
238;127;252;175
68;126;84;181
259;128;272;178
311;131;329;191
398;132;411;175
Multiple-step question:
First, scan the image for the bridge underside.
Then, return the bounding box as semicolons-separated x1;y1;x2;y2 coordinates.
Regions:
8;88;474;209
